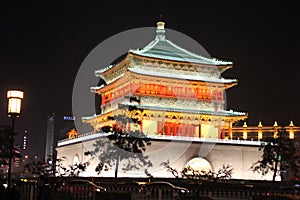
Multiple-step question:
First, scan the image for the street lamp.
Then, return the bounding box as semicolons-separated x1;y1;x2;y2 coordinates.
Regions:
7;90;24;190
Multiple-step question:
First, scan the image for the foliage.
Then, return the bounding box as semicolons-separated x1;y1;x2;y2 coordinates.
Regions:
160;160;233;184
87;96;152;177
250;128;300;181
23;160;53;177
23;156;92;178
144;169;153;180
0;125;21;167
160;160;180;180
250;139;278;177
86;135;152;174
55;156;92;177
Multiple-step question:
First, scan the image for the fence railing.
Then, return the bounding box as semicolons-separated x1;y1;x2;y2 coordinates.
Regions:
7;178;300;200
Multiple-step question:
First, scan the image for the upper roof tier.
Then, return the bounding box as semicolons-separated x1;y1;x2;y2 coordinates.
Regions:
129;22;232;66
95;21;236;84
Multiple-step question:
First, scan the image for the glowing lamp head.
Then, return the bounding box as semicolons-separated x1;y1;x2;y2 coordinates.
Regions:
7;90;24;118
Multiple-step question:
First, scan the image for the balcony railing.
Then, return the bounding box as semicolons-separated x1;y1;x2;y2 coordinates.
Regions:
57;121;300;147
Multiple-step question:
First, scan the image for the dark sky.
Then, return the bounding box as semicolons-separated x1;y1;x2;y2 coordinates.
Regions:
0;1;299;159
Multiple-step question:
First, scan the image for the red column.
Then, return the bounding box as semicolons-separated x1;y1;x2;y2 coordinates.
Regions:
139;120;143;133
190;125;195;137
187;124;190;136
109;92;112;102
167;87;172;96
221;128;225;139
204;89;208;99
174;123;179;136
127;122;130;133
158;85;161;95
183;124;187;136
164;122;170;136
199;89;203;99
170;122;174;136
158;121;163;135
178;123;182;136
102;95;106;104
180;87;184;97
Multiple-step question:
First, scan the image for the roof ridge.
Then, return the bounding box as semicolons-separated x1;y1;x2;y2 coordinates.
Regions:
132;38;159;53
165;39;232;65
129;21;232;65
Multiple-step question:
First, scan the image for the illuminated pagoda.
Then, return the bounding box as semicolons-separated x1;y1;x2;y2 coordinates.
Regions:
82;21;247;138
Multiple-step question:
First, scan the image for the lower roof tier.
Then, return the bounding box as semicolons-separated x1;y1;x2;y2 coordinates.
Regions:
82;103;247;127
91;70;237;95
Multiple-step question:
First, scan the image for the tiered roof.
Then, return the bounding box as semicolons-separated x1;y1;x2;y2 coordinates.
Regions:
129;22;232;66
95;21;235;85
83;21;247;123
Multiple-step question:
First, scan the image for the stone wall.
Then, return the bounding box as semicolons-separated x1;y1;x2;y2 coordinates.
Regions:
56;138;274;180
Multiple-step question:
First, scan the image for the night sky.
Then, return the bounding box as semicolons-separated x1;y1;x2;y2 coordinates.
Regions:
0;1;299;159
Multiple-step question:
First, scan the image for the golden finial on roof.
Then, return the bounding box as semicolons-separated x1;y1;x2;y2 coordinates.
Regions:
289;120;294;127
273;121;278;127
243;121;247;127
157;21;165;30
156;21;166;40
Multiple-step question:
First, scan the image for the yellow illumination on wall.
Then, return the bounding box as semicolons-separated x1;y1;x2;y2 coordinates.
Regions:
185;157;212;174
273;121;279;139
257;121;263;140
142;120;157;135
201;124;218;139
289;120;294;139
228;122;233;139
243;121;248;140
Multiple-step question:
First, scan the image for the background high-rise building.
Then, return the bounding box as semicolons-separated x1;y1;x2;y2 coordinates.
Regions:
45;113;55;161
45;113;75;161
22;130;28;150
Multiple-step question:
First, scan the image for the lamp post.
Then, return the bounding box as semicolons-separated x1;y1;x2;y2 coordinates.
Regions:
7;90;24;190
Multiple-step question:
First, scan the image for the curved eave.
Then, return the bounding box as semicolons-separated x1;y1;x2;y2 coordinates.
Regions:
82;114;101;122
82;111;120;125
90;72;132;94
128;67;237;85
118;102;247;118
137;105;247;118
90;85;105;93
94;53;130;77
82;108;248;126
224;82;238;89
128;52;232;69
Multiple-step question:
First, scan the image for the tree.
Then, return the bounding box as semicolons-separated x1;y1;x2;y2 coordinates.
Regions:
23;159;53;178
55;156;92;177
250;128;300;181
161;160;233;184
87;96;152;178
0;125;21;175
22;156;93;178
